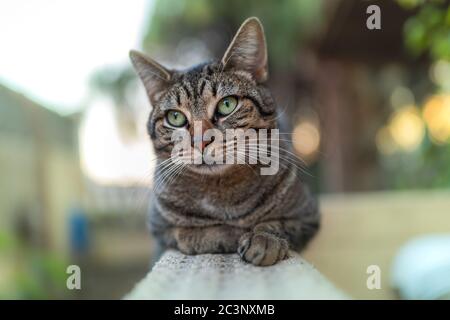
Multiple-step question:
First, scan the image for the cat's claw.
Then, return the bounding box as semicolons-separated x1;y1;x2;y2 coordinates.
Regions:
238;231;288;266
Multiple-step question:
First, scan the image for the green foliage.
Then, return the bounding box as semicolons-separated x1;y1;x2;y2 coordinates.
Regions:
144;0;323;69
377;1;450;190
383;138;450;190
14;252;68;299
398;0;450;60
0;231;69;299
0;231;16;251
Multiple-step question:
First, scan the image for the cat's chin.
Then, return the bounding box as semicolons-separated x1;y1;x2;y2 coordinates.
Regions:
187;163;233;175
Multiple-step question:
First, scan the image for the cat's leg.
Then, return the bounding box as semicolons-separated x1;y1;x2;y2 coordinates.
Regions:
238;189;320;266
256;217;320;251
238;217;320;266
166;225;247;255
238;228;289;267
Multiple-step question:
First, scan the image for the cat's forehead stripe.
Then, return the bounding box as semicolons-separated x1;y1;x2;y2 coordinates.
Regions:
183;82;194;99
198;79;206;96
155;61;271;120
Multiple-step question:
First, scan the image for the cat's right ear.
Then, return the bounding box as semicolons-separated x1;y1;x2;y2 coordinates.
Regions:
129;50;172;104
221;17;268;83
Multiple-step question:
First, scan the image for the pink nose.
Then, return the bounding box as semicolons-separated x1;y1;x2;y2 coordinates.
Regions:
192;135;213;151
190;120;214;151
200;139;213;151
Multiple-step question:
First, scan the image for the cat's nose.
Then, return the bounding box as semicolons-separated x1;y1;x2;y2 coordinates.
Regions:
191;135;213;151
190;119;214;151
199;137;214;151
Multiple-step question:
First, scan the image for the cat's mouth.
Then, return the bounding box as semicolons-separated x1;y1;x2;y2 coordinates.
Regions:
187;163;233;175
172;144;266;175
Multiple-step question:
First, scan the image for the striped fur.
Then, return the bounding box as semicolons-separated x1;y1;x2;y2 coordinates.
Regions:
131;17;320;266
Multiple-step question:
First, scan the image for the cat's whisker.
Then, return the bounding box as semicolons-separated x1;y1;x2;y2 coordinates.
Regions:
223;150;259;176
155;157;177;170
224;142;313;177
245;145;313;177
128;17;320;264
223;138;309;168
155;156;192;191
235;152;305;182
231;149;296;177
152;167;175;191
157;165;179;191
241;139;310;164
153;164;181;193
153;160;182;193
165;162;188;187
245;143;310;166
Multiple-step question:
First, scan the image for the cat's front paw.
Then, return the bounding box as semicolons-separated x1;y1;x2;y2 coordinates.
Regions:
238;232;288;266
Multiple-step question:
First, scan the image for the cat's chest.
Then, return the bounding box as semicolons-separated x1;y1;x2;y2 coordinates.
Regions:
178;183;263;219
159;168;275;222
199;197;217;212
179;182;252;204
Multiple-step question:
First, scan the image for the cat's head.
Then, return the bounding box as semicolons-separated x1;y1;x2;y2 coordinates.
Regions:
130;17;277;174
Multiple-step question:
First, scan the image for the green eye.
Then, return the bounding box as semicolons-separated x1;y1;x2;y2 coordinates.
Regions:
216;96;238;116
166;110;187;127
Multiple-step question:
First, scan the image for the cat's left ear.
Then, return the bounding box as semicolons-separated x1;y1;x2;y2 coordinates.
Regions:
221;17;268;83
129;50;172;104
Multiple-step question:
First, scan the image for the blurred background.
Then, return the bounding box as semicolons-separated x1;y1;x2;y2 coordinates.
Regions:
0;0;449;299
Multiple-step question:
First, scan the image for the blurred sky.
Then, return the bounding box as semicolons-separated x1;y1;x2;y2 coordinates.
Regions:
0;0;153;115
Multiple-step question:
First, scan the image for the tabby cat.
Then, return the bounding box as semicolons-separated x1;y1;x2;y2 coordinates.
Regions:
130;17;320;266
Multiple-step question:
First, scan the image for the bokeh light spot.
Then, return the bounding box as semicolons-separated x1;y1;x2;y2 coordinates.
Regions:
388;106;425;152
292;121;321;160
423;94;450;144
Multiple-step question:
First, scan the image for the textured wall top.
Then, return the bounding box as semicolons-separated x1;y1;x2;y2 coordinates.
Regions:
126;250;349;299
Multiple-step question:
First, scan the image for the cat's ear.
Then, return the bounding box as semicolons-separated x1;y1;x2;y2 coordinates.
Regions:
129;50;172;104
221;17;268;83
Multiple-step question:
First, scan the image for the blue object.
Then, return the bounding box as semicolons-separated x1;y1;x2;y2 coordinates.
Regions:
391;234;450;299
68;206;89;255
